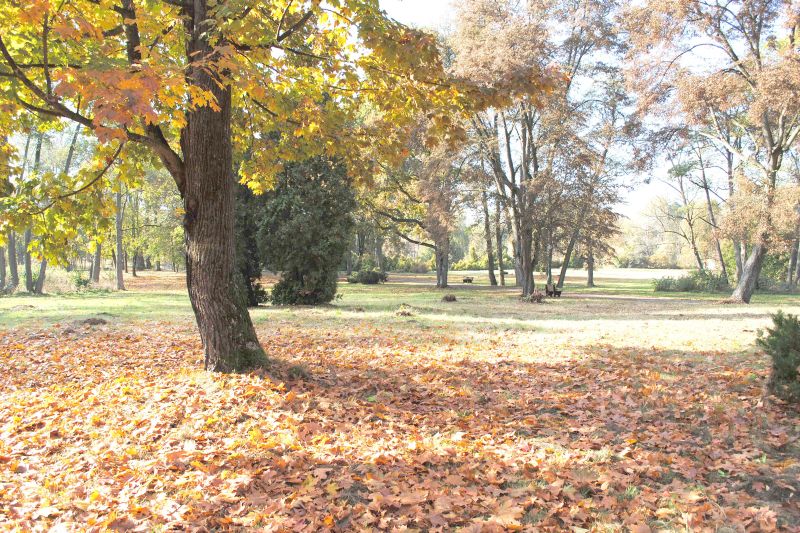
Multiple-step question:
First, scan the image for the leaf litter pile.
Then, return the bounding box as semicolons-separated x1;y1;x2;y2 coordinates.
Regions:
1;318;798;531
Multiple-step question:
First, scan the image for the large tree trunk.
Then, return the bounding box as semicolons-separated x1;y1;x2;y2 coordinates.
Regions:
734;240;744;281
481;191;498;286
92;244;102;283
33;259;46;294
182;1;265;372
494;201;505;287
115;189;126;290
730;244;767;303
587;246;595;287
6;232;18;290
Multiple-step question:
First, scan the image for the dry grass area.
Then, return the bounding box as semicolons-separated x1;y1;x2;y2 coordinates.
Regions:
0;271;798;531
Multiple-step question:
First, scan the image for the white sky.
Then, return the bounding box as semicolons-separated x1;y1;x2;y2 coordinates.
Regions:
380;0;455;29
378;0;664;220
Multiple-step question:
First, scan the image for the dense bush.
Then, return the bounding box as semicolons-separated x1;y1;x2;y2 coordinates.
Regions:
757;311;800;404
271;271;338;305
347;269;388;284
387;256;430;273
451;256;486;271
653;270;729;293
70;271;90;291
256;158;356;305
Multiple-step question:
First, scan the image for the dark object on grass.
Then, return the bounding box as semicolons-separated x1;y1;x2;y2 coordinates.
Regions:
395;304;415;317
347;270;388;285
545;283;562;298
82;317;108;326
462;277;474;284
287;364;311;380
442;294;457;302
522;291;545;303
757;311;800;403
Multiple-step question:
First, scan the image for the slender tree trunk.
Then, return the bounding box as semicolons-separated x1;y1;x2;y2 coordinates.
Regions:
131;249;138;277
91;244;101;283
545;228;554;285
23;133;43;293
375;234;385;272
33;260;46;294
115;189;126;290
696;151;727;280
787;240;798;285
0;246;5;290
509;216;522;286
355;231;366;271
182;1;265;372
23;228;33;292
691;242;705;272
481;191;497;286
794;241;800;286
587;246;595;287
7;232;18;290
434;238;449;288
557;224;581;288
495;201;505;287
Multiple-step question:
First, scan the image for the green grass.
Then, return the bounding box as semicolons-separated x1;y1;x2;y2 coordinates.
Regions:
0;289;192;327
2;269;798;358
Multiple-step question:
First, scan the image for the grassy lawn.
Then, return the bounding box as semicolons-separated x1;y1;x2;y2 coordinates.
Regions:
1;269;798;530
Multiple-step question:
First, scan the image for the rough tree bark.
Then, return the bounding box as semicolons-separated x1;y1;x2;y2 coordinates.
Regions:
181;0;265;372
731;243;767;302
587;246;595;287
481;190;498;286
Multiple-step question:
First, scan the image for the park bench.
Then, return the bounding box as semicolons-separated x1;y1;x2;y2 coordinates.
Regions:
463;277;474;283
545;283;562;298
